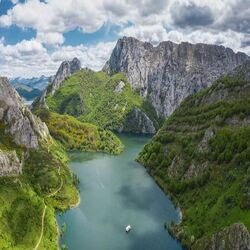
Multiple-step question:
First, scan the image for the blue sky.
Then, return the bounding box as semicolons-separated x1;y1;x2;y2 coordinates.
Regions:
0;0;249;77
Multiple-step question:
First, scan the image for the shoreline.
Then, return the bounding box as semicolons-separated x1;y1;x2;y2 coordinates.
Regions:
56;190;81;249
70;190;81;209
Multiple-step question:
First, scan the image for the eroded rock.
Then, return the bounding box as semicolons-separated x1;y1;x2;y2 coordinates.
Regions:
194;223;250;250
0;150;22;176
104;37;249;118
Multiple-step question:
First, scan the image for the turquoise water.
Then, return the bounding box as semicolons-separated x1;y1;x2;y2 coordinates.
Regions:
57;134;183;250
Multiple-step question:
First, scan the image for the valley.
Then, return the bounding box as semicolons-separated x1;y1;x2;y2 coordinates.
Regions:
0;36;249;250
57;134;183;250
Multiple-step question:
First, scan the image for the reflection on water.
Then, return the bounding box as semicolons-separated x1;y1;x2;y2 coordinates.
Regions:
57;134;183;250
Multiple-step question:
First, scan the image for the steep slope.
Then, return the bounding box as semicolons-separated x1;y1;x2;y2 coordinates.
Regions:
41;68;159;134
37;58;81;108
137;62;250;249
0;77;50;150
0;77;79;249
104;37;249;118
36;110;123;155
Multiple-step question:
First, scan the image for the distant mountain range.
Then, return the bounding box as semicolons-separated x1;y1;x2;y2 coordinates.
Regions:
11;75;50;90
10;75;50;102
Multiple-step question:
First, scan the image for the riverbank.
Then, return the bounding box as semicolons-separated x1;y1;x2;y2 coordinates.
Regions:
57;134;183;250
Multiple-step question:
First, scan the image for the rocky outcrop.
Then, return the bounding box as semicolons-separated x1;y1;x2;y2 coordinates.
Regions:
121;108;156;134
51;57;81;95
103;37;249;118
194;223;250;250
37;58;81;109
0;150;22;176
229;60;250;82
0;77;50;149
114;80;125;93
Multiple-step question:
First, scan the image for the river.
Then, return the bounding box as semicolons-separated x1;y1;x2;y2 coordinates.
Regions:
57;134;183;250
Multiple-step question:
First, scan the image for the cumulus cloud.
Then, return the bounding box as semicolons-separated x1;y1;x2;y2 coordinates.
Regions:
0;0;249;77
120;25;248;55
0;0;249;46
171;2;214;28
0;38;115;78
0;0;107;45
215;0;250;34
37;32;64;46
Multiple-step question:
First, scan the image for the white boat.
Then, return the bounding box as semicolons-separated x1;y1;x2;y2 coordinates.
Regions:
125;225;132;233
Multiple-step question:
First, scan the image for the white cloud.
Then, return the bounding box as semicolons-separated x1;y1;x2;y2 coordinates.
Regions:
0;0;107;45
120;24;249;55
120;24;168;45
0;39;115;78
37;32;64;46
0;0;249;78
0;0;249;48
0;15;12;27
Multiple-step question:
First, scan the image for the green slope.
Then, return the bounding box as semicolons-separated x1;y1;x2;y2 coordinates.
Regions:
0;123;79;250
36;109;123;155
44;69;159;131
138;69;250;248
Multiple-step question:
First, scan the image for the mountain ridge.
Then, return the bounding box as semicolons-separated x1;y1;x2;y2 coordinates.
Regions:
137;61;250;249
104;36;249;118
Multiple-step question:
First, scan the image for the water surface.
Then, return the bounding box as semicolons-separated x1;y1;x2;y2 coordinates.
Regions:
57;134;182;250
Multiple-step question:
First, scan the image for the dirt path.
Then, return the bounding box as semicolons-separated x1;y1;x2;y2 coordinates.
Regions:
33;205;47;250
47;178;63;197
33;163;65;249
47;163;63;198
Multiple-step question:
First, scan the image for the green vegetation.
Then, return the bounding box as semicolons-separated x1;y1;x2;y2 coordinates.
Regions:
36;109;123;155
0;121;79;249
44;69;160;131
0;177;57;250
138;76;250;249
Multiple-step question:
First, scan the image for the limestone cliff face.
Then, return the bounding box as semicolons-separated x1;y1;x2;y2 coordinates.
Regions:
0;77;49;149
37;57;81;108
138;61;250;249
194;223;250;250
104;37;249;118
0;150;22;176
121;108;156;134
51;57;81;95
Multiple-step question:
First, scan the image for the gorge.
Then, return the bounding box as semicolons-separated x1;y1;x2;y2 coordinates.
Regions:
0;36;250;250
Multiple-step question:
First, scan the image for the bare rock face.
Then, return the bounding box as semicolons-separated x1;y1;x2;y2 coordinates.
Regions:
37;57;81;109
103;37;249;118
51;57;81;95
121;108;156;134
0;150;22;176
0;77;50;149
228;60;250;82
194;223;250;250
114;81;125;93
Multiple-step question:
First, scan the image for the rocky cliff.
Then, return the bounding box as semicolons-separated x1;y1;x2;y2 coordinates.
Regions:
104;37;249;118
40;69;158;134
194;223;250;250
121;108;156;134
138;61;250;249
0;77;50;176
0;150;23;176
0;77;49;149
51;57;81;95
37;57;81;108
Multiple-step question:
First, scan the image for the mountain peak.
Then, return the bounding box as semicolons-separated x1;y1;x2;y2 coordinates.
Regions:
103;37;249;118
51;57;81;95
0;77;49;149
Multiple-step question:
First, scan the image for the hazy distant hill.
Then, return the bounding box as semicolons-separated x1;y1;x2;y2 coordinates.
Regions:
11;75;50;102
